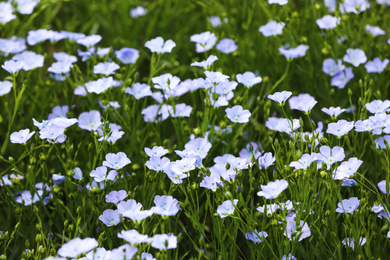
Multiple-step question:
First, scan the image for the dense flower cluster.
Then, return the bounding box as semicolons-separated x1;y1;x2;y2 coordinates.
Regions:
1;0;390;259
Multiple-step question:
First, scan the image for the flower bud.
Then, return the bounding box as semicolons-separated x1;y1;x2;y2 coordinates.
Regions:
132;164;140;170
35;234;42;244
91;187;100;193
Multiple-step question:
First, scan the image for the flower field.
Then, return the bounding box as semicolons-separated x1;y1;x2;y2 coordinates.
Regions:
1;0;390;259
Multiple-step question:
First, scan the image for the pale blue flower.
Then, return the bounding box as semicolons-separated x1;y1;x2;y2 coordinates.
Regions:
279;44;309;59
125;83;151;99
217;199;238;218
130;6;147;18
342;179;357;187
191;55;218;69
284;220;311;241
215;81;237;95
374;136;390;150
78;110;102;131
117;199;143;215
145;146;169;158
326;119;354;137
316;146;345;166
118;230;149;244
103;152;131;170
122;209;153;222
225;105;251;123
258;152;275;169
50;73;67;82
183;137;212;159
172;103;193;117
365;58;389;73
86;179;106;191
52;174;65;185
245;230;268;243
216;38;238;54
115;48;139;64
85;247;111;260
60;31;85;41
150;234;177;250
1;174;24;187
336;197;359;213
140;252;156;260
0;81;12;96
257;179;288;199
152;73;180;91
96;47;110;56
265;117;301;134
98;123;124;143
257;203;280;215
99;209;120;227
72;167;83;180
322;58;345;76
289;154;315;170
343;48;367;67
99;100;120;111
208;16;221;27
2;60;24;74
141;105;161;122
0;37;26;55
77;35;102;47
145;37;176;53
0;3;16;24
200;174;223;191
354;119;377;132
13;51;44;71
341;0;370;14
38;125;65;141
16;190;43;206
331;68;354;89
281;254;297;260
10;129;35;144
269;0;288;5
288;93;317;113
93;62;120;75
333;157;363;180
90;166;118;182
58;237;98;258
110;244;138;259
378;180;390;194
15;0;40;15
365;24;386;36
48;61;72;74
170;157;197;175
204;71;229;84
146;157;170;171
48;105;68;120
85;77;117;94
342;237;366;249
150;195;181;216
377;0;390;5
74;86;87;96
268;91;292;104
106;190;128;204
236;71;262;88
316;15;340;29
27;29;60;45
321;106;347;118
190;31;217;53
48;117;77;129
259;20;285;37
366;99;390;114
